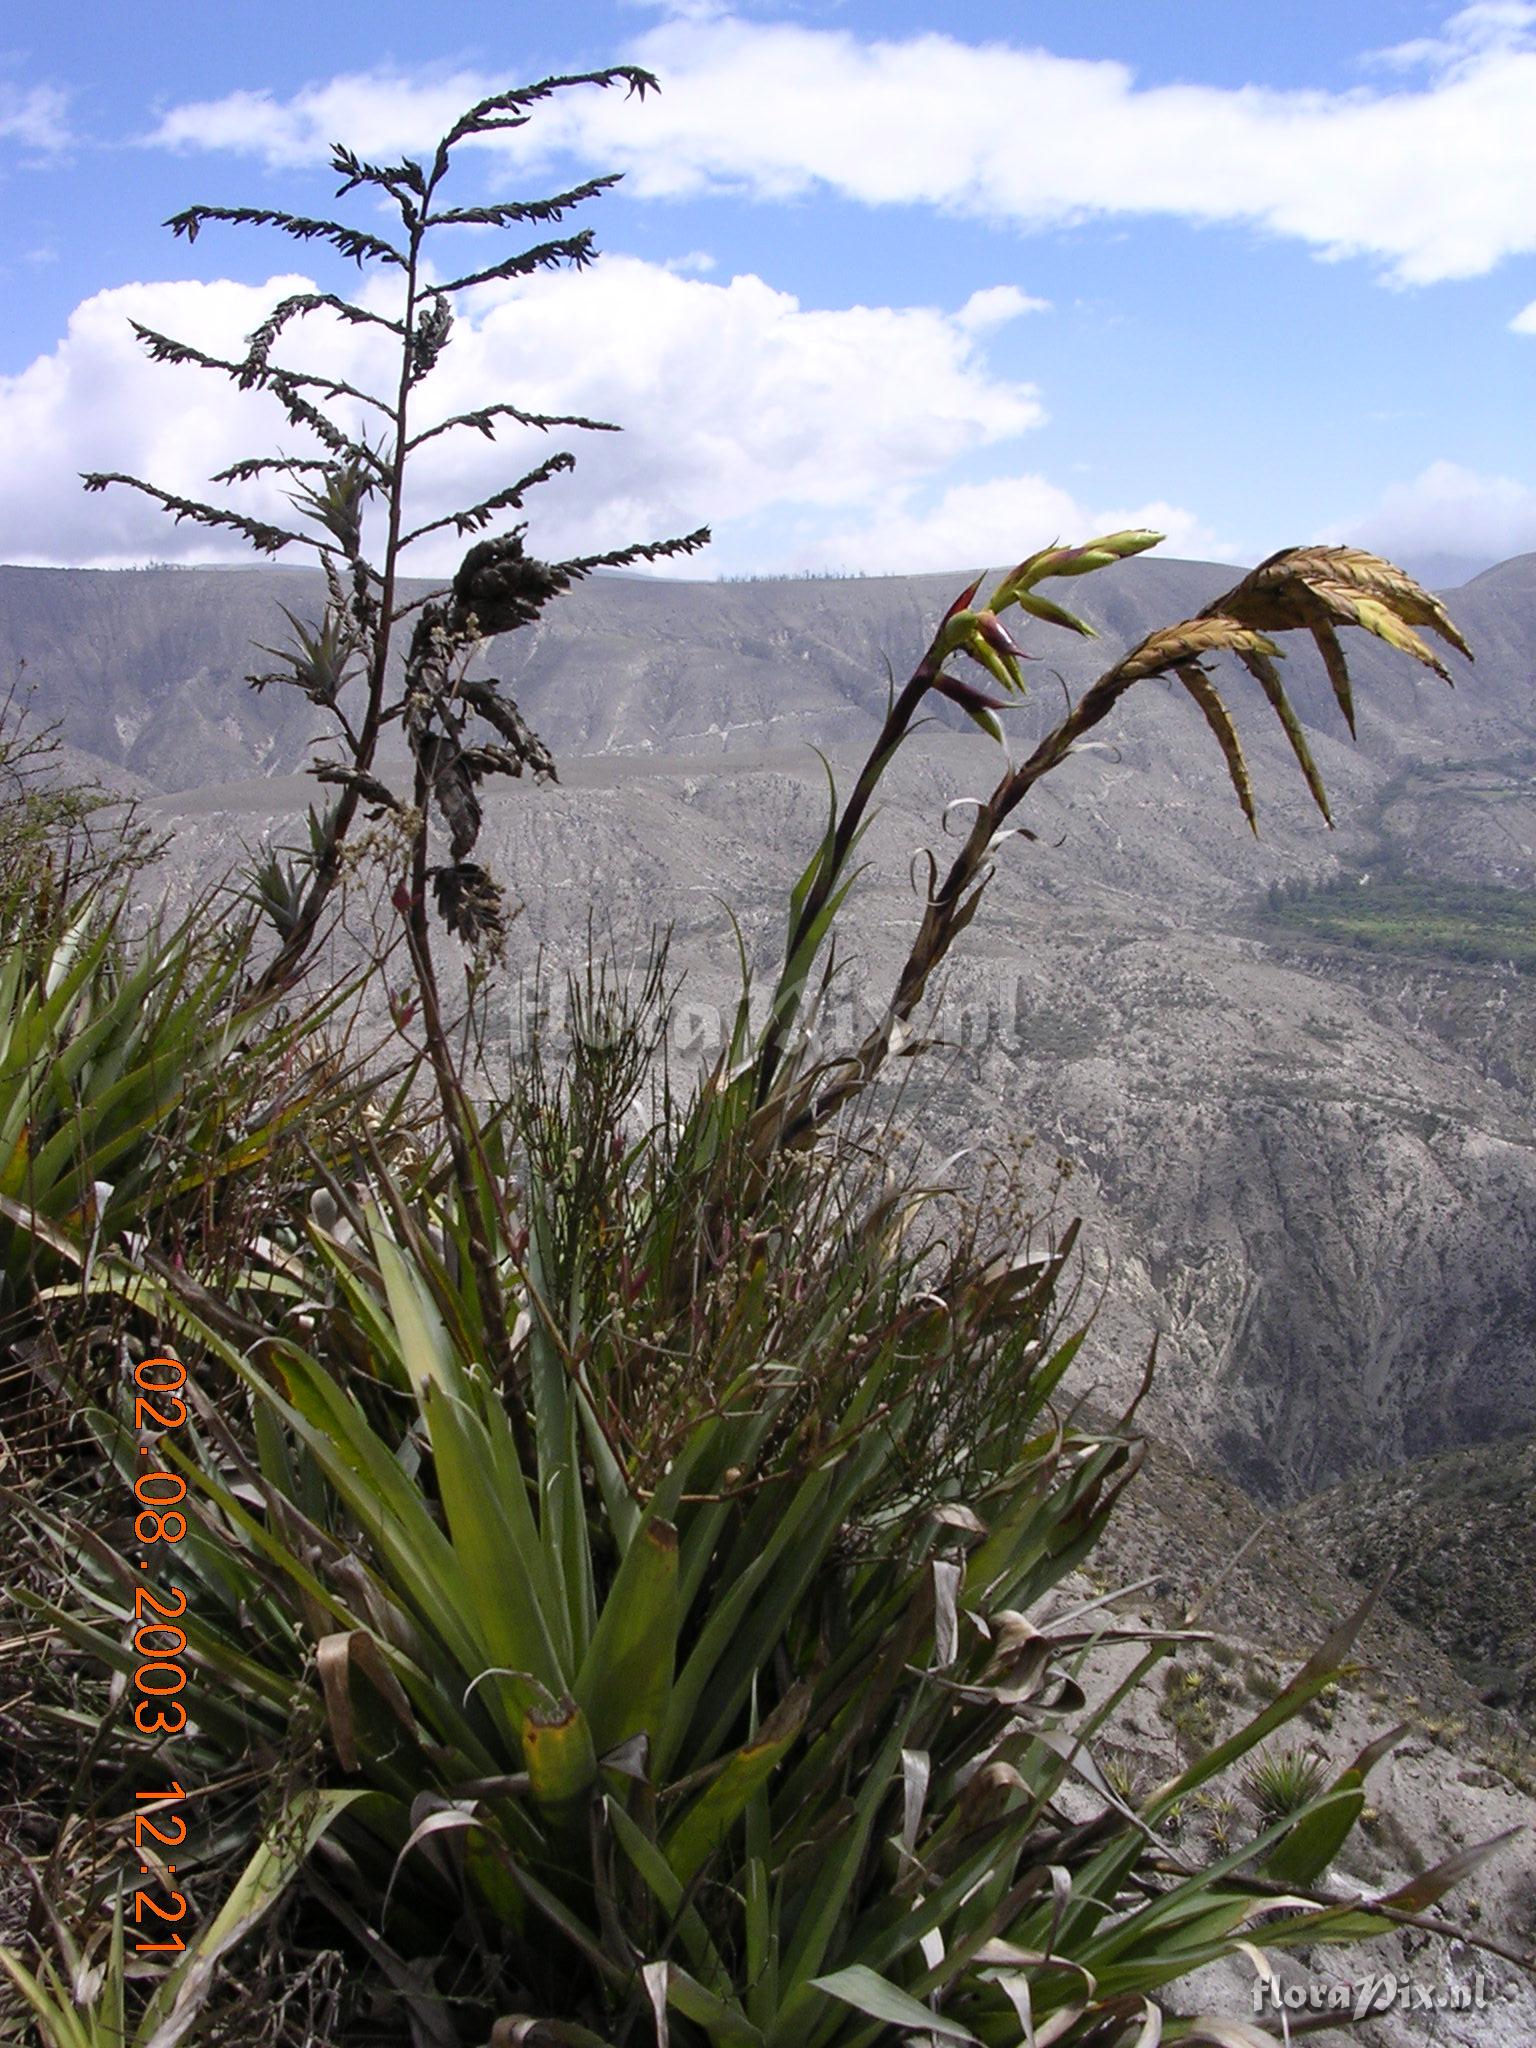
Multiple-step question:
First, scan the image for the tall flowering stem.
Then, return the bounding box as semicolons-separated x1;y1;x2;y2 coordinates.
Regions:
752;530;1161;1108
760;540;1471;1151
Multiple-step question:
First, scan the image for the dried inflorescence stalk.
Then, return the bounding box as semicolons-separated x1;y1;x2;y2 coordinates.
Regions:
83;72;711;985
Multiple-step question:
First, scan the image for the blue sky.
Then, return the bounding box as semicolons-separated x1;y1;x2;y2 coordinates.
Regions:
3;0;1536;581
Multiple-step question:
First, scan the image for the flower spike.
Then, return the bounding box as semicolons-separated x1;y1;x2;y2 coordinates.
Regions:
936;606;1034;698
989;528;1163;614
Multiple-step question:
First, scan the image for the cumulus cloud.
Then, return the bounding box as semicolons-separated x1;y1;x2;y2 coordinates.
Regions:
0;277;315;567
144;7;1536;286
149;70;491;168
1328;459;1536;564
803;476;1239;580
0;260;1061;574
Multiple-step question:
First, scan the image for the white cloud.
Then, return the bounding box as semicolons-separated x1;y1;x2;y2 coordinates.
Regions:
1509;297;1536;333
803;476;1238;580
0;276;320;567
955;286;1050;333
0;261;1059;575
148;72;489;168
1329;458;1536;563
1371;1;1536;73
0;81;70;153
143;7;1536;287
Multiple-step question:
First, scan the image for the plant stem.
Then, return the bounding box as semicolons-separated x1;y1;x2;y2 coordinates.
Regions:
256;186;432;997
781;655;1154;1142
754;652;942;1103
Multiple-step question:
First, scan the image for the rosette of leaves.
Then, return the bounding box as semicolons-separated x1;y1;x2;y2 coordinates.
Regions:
0;881;336;1332
20;458;1492;2041
30;957;1514;2048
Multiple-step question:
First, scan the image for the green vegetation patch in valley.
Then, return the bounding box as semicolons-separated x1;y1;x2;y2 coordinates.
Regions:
1263;871;1536;971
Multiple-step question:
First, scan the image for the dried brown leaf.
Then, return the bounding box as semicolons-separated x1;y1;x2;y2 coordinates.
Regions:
1284;544;1473;661
1313;580;1453;683
1207;546;1471;708
316;1628;418;1772
1236;649;1334;826
1308;614;1358;736
1176;665;1257;832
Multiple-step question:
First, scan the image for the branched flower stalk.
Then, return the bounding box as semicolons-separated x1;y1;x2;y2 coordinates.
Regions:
83;68;709;997
752;531;1161;1105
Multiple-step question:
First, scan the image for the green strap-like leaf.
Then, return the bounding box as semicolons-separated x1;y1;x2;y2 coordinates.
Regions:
603;1797;738;2000
1261;1724;1403;1887
663;1681;810;1886
1143;1588;1377;1819
576;1516;679;1757
520;1692;597;1829
421;1383;569;1710
139;1789;381;2043
807;1964;979;2044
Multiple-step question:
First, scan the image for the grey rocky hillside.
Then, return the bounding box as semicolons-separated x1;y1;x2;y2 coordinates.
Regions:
7;551;1536;1519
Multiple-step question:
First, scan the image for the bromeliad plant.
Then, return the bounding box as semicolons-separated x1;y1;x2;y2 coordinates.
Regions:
27;506;1512;2038
22;522;1496;2046
0;879;341;1333
22;64;1510;2048
37;1058;1512;2048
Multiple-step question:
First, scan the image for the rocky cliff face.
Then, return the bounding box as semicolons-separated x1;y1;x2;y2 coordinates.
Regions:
1289;1431;1536;1720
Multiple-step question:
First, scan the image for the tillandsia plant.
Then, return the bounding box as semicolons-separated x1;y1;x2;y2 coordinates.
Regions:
28;965;1521;2048
83;68;709;990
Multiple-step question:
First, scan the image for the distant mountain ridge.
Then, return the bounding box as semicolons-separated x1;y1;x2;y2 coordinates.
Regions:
9;549;1535;798
6;549;1536;1511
